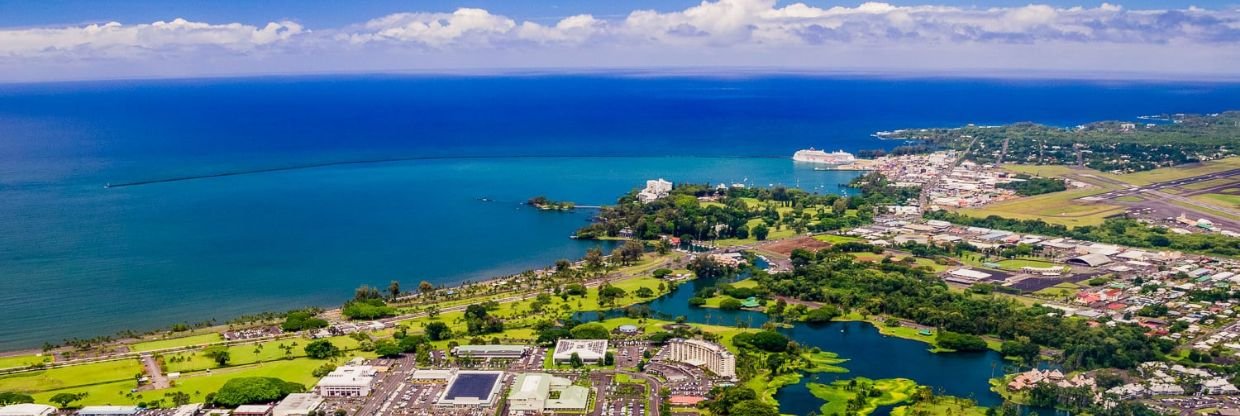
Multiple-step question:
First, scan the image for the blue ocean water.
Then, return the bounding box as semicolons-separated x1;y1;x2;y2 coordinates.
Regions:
1;75;1238;350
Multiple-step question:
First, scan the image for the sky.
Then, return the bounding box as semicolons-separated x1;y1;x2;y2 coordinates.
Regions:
0;0;1237;82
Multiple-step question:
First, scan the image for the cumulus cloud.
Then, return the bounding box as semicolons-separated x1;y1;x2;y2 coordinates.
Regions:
0;1;1237;80
340;0;1239;48
0;18;303;58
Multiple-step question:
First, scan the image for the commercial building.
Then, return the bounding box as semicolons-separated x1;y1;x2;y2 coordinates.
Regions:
76;406;140;416
663;338;737;379
233;405;273;416
0;404;56;416
410;369;454;383
637;179;673;203
450;345;530;359
273;393;323;416
316;365;378;397
553;339;608;364
437;371;505;408
507;373;591;414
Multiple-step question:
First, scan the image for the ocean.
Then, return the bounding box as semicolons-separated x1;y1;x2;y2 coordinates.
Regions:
1;74;1237;350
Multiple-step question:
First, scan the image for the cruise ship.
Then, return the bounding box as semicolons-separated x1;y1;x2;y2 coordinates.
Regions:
792;149;856;164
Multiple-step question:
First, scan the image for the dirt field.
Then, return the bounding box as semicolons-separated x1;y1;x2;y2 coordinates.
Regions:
759;235;832;256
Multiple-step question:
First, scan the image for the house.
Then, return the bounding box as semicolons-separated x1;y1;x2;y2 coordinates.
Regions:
637;179;672;203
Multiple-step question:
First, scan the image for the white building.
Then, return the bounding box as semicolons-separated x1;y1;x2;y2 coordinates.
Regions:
77;407;140;416
662;338;737;379
553;339;608;364
637;179;673;203
0;404;57;416
316;365;378;397
273;393;323;416
507;373;591;414
437;371;505;408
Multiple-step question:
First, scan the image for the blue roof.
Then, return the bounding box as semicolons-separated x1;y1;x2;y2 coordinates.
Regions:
443;373;500;400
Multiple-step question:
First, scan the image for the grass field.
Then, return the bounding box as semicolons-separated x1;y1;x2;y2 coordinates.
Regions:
0;354;51;370
130;333;223;352
892;397;988;416
0;359;142;393
814;234;862;244
995;259;1063;271
1193;192;1240;209
1033;282;1083;299
1111;157;1240;186
32;357;336;406
1183;178;1237;191
808;377;919;416
955;186;1124;227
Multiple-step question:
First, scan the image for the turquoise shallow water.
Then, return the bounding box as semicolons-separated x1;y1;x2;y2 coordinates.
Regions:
0;156;859;349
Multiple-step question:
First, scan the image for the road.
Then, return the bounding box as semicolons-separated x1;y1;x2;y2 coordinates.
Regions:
1077;167;1240;230
138;353;170;390
355;355;415;416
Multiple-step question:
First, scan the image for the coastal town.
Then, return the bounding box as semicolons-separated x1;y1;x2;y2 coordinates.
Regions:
2;141;1238;416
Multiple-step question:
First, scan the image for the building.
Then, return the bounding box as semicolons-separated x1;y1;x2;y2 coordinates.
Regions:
451;345;530;359
437;371;505;408
506;373;591;414
0;404;56;416
637;179;673;203
273;393;323;416
170;404;202;416
77;407;140;416
233;405;273;416
1066;253;1112;267
553;339;608;365
316;365;378;397
410;369;454;383
662;338;737;379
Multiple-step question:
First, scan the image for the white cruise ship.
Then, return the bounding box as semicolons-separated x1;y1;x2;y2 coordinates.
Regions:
792;149;856;164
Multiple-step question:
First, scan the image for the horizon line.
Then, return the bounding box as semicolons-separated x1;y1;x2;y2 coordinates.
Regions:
4;66;1240;87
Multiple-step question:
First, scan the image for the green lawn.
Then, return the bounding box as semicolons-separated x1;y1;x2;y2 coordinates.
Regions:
814;234;861;244
891;396;988;416
0;354;52;370
956;185;1125;228
808;377;920;416
995;259;1064;271
1193;192;1240;209
32;357;341;407
0;359;143;393
130;333;223;352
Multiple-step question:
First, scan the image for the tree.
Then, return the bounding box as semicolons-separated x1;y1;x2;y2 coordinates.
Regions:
0;392;33;405
354;285;382;301
165;391;191;407
636;287;655;298
212;377;304;407
569;352;584;368
803;306;841;323
281;311;329;332
617;240;646;265
688;296;707;307
719;298;743;310
604;351;615;366
425;321;453;341
304;340;341;359
569;323;610;339
752;223;770;241
204;346;231;367
374;340;403;358
731;399;779;416
584;247;605;271
341;299;396;320
387;280;401;299
418;280;435;295
49;392;88;408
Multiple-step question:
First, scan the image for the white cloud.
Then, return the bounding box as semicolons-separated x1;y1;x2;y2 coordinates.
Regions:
0;1;1237;80
0;18;303;58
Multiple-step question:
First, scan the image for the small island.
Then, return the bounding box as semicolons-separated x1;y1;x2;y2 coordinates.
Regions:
526;195;576;211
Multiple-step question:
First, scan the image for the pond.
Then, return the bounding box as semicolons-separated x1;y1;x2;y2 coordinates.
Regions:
581;260;1015;415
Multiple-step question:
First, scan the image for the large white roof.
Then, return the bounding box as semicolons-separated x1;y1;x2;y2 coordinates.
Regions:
0;404;56;416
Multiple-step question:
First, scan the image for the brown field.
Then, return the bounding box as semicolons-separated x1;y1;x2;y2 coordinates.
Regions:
760;236;832;256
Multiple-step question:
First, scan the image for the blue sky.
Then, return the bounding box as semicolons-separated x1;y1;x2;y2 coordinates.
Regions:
0;0;1236;82
1;1;1230;27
